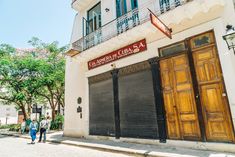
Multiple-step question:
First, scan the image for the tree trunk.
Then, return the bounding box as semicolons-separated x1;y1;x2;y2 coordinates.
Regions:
20;105;28;120
60;97;65;108
58;102;61;115
27;103;31;118
52;107;56;121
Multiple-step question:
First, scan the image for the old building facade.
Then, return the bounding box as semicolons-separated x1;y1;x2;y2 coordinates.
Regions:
65;0;235;143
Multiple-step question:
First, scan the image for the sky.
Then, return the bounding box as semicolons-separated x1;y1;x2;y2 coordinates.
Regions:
0;0;76;48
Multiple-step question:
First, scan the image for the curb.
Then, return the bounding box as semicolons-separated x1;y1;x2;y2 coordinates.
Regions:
46;140;195;157
1;133;235;157
48;140;148;157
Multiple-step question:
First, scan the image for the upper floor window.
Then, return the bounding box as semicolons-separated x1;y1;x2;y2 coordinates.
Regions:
116;0;138;18
116;0;127;17
87;2;101;35
131;0;138;9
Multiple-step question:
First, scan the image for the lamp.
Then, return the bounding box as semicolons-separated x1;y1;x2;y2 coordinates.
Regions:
223;25;235;54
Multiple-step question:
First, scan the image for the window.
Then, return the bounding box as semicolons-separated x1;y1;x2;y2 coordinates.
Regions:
116;0;127;17
159;42;186;57
87;2;101;35
131;0;138;9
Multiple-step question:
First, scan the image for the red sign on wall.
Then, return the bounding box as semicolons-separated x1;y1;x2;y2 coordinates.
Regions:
88;39;147;70
149;9;172;39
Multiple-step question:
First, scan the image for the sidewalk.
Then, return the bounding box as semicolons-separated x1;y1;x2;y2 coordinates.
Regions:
0;130;235;157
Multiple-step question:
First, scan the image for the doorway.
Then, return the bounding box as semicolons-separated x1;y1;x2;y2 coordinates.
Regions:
159;31;235;142
189;32;235;142
160;53;201;140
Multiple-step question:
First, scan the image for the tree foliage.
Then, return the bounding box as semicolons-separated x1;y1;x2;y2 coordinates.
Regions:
0;39;67;120
28;37;67;120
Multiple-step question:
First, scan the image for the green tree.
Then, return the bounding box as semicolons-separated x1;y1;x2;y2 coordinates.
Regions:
28;37;66;120
0;44;15;57
0;39;66;121
0;46;42;119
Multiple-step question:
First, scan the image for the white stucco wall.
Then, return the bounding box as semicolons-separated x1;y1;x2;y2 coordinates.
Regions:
65;0;235;137
217;0;235;127
64;57;89;137
101;0;116;24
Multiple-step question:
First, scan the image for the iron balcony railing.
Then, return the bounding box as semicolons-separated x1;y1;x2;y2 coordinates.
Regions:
72;0;191;52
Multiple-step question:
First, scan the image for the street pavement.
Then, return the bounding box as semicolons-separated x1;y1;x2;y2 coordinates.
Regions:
1;131;235;157
0;135;133;157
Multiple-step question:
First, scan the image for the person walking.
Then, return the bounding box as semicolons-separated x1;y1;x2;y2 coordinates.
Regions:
21;119;26;134
46;115;51;133
38;117;48;143
29;119;38;144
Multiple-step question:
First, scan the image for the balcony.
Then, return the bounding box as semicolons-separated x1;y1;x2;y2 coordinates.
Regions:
70;0;225;55
71;0;189;53
72;0;95;11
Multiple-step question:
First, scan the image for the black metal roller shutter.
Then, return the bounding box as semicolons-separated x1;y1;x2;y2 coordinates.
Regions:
119;62;159;139
89;73;115;136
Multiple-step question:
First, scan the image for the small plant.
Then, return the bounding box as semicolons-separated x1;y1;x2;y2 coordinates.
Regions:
0;124;20;132
0;124;12;129
8;124;21;132
50;114;64;130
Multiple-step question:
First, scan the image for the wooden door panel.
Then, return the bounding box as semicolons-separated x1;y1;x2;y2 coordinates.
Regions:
201;84;223;113
163;91;181;139
161;59;181;139
160;54;201;140
200;83;232;141
193;47;222;84
173;55;201;140
164;92;175;114
162;71;171;90
181;121;200;137
172;55;187;66
175;69;190;85
191;32;234;142
176;75;200;139
177;91;195;114
160;60;172;89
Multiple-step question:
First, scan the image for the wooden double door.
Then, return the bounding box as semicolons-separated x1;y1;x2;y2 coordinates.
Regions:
160;32;235;142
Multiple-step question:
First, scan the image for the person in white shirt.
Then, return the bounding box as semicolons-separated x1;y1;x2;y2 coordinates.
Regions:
38;117;48;143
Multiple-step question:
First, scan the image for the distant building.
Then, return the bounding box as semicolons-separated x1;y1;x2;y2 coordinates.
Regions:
0;105;18;125
0;88;18;125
